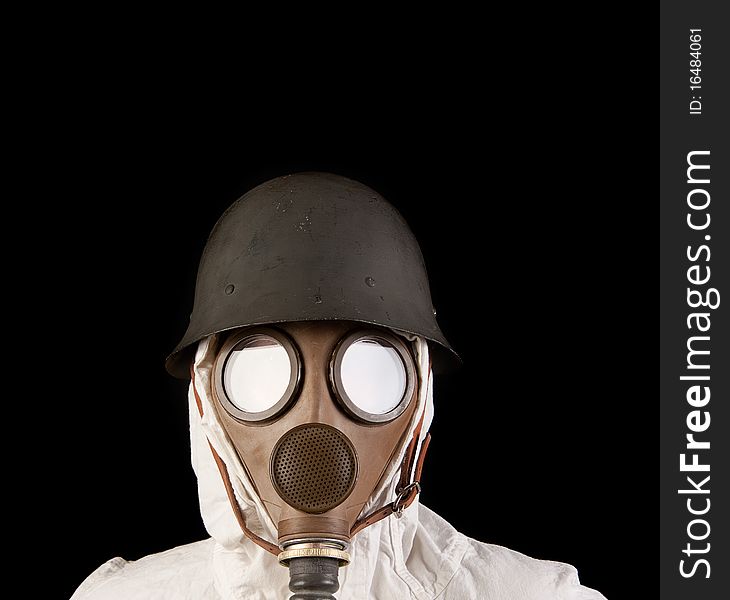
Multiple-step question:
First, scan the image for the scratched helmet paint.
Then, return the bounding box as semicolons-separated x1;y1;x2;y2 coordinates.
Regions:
165;172;460;378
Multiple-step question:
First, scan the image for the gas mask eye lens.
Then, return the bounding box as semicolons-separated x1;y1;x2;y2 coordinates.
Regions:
215;329;301;422
224;335;290;412
341;340;406;414
332;331;416;423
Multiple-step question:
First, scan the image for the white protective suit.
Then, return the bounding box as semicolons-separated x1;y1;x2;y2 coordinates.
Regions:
73;334;607;600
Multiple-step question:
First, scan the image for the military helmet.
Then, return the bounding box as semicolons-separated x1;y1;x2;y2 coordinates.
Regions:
165;172;459;378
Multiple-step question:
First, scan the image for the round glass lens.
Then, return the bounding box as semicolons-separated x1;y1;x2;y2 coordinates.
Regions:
223;335;292;414
340;338;407;415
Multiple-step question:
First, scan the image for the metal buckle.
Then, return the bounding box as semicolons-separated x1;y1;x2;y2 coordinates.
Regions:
393;482;421;518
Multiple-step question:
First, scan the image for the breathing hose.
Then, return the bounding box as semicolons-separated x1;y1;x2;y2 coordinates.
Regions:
279;541;350;600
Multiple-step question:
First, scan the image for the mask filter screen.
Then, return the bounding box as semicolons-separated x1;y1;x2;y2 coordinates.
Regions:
271;424;357;513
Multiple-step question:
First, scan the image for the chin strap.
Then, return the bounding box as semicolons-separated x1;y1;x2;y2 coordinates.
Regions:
191;365;281;556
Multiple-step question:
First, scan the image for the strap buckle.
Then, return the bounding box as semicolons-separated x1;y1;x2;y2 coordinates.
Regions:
393;481;421;518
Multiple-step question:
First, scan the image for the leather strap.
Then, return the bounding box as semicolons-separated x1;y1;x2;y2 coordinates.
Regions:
350;414;431;536
191;365;280;556
399;409;426;491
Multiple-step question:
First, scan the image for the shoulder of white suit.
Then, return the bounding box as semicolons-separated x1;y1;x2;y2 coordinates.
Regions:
416;505;607;600
450;539;607;599
69;514;608;600
69;538;220;600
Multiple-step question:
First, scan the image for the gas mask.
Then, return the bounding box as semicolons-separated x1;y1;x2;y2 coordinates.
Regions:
169;172;459;598
197;320;424;597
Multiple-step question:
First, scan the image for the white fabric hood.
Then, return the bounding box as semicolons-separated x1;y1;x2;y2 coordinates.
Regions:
72;332;608;599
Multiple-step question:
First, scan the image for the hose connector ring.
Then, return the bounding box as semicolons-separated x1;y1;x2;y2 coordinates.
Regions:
278;542;351;567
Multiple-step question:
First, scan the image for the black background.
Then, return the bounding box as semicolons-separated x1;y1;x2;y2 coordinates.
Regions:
36;23;656;600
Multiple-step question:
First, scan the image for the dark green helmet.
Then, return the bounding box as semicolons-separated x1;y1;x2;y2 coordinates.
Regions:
165;172;459;378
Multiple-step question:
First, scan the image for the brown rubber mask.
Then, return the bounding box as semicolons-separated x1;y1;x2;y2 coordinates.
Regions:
210;321;421;549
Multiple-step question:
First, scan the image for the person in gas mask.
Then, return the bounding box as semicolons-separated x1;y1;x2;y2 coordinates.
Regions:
72;172;606;599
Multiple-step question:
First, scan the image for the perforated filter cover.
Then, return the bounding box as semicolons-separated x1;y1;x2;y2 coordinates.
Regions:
271;424;358;513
